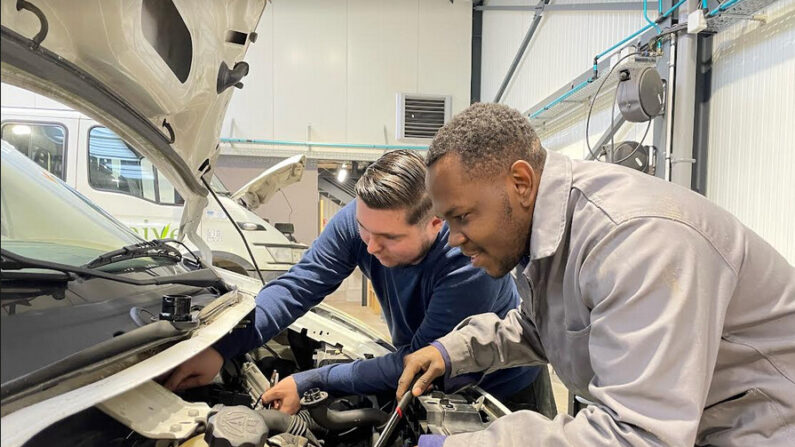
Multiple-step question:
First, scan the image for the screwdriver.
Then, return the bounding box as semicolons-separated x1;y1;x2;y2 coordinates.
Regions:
373;377;419;447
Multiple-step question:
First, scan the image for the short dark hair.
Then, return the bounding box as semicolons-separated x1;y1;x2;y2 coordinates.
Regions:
355;150;433;225
426;103;546;178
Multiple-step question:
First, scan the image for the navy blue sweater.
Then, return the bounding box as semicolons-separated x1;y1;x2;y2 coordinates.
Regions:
214;201;539;399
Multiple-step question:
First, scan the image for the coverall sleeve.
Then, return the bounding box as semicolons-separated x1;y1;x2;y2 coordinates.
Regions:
214;207;359;359
436;219;737;446
436;307;548;377
293;262;509;395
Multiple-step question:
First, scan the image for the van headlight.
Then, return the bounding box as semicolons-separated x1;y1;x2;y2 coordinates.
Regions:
266;246;293;263
237;221;266;231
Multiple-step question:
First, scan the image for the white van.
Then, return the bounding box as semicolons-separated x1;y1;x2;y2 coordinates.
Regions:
1;85;307;281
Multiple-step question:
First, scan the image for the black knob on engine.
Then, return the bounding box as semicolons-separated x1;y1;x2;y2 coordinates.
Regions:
204;405;269;447
299;388;328;408
160;294;192;322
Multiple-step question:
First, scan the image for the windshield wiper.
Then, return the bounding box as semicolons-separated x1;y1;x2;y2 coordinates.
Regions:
1;249;224;288
83;239;183;269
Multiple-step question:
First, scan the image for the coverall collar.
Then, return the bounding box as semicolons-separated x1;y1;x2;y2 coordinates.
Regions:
528;150;573;262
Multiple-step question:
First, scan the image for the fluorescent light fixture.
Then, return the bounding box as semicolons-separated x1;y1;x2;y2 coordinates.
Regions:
11;125;31;136
337;164;348;183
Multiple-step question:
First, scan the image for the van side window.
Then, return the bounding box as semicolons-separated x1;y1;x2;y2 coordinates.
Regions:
1;122;66;180
88;127;184;205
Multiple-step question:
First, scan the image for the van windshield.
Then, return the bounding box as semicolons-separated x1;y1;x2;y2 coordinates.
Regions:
209;174;231;195
1;141;141;266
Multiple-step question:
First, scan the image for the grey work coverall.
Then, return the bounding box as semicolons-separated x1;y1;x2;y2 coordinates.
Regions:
437;151;795;446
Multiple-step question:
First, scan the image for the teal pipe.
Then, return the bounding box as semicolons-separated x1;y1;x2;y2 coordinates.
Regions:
596;0;687;60
220;137;429;151
530;78;593;119
644;0;663;34
530;0;688;118
595;22;656;60
708;0;744;17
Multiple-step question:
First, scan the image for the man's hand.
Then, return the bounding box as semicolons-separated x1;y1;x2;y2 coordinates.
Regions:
163;347;224;391
262;376;301;414
397;345;446;398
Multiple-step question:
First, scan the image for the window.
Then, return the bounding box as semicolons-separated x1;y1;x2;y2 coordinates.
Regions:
1;122;67;179
88;127;184;205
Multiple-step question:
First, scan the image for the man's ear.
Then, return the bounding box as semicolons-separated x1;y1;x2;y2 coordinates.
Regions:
428;216;444;232
509;160;536;208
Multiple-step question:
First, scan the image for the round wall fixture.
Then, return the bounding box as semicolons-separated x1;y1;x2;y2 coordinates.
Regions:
617;66;664;122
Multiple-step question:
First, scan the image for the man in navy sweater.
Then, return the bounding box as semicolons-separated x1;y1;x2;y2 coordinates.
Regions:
165;150;549;415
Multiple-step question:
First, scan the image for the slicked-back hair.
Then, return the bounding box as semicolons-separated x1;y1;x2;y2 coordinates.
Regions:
355;150;433;225
426;103;546;178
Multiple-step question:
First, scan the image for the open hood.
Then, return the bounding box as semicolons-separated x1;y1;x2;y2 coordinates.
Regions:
231;154;307;211
0;0;266;196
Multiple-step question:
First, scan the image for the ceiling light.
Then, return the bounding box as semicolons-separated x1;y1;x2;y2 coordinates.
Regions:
337;163;349;183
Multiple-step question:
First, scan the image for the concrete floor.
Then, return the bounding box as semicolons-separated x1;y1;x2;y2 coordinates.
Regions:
323;269;571;415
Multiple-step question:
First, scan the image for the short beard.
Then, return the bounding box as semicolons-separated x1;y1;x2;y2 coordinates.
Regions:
490;193;529;277
393;232;436;268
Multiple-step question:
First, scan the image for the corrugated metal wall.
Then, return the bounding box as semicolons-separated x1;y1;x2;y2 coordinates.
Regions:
481;1;656;159
481;0;794;263
481;1;647;110
705;0;794;263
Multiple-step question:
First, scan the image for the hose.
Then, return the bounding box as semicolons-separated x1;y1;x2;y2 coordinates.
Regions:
256;409;323;446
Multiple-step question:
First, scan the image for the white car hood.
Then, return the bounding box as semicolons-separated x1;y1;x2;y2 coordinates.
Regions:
0;0;266;260
231;154;307;211
0;0;266;194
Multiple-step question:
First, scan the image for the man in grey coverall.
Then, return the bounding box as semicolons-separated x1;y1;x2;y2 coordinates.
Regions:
397;103;795;446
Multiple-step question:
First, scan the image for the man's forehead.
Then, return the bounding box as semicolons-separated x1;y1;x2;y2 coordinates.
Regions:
356;200;412;234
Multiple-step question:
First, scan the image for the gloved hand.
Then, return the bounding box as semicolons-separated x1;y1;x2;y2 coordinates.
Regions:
263;376;301;414
163;347;224;391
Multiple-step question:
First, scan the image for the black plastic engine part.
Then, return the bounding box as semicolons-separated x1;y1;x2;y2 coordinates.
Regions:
301;389;390;432
205;405;269;447
257;409;323;446
159;294;191;322
179;383;252;408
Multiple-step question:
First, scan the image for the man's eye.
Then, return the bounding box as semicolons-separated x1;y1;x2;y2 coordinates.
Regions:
457;213;469;223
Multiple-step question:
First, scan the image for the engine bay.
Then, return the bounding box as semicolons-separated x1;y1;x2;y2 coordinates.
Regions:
23;327;508;447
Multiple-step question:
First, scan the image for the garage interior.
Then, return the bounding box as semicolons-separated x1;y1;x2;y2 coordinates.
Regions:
208;0;794;415
1;0;793;445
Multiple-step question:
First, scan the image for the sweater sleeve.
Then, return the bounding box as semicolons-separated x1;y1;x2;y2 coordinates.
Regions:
214;203;360;359
292;261;515;396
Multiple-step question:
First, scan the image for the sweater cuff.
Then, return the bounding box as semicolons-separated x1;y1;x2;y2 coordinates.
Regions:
430;341;451;374
292;367;327;396
418;434;447;447
436;331;474;377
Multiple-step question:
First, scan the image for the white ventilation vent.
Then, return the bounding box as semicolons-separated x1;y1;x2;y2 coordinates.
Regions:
396;93;452;140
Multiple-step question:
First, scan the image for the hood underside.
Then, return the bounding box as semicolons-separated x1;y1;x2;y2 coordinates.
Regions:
0;0;267;194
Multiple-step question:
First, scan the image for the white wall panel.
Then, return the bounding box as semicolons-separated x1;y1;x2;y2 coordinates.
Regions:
705;0;795;264
223;0;472;144
272;1;349;142
418;0;472;113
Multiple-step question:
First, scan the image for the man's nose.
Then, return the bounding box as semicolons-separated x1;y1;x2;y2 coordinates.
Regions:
366;238;382;254
448;228;466;247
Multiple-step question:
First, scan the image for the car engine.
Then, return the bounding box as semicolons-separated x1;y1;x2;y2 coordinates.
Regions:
23;326;508;447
